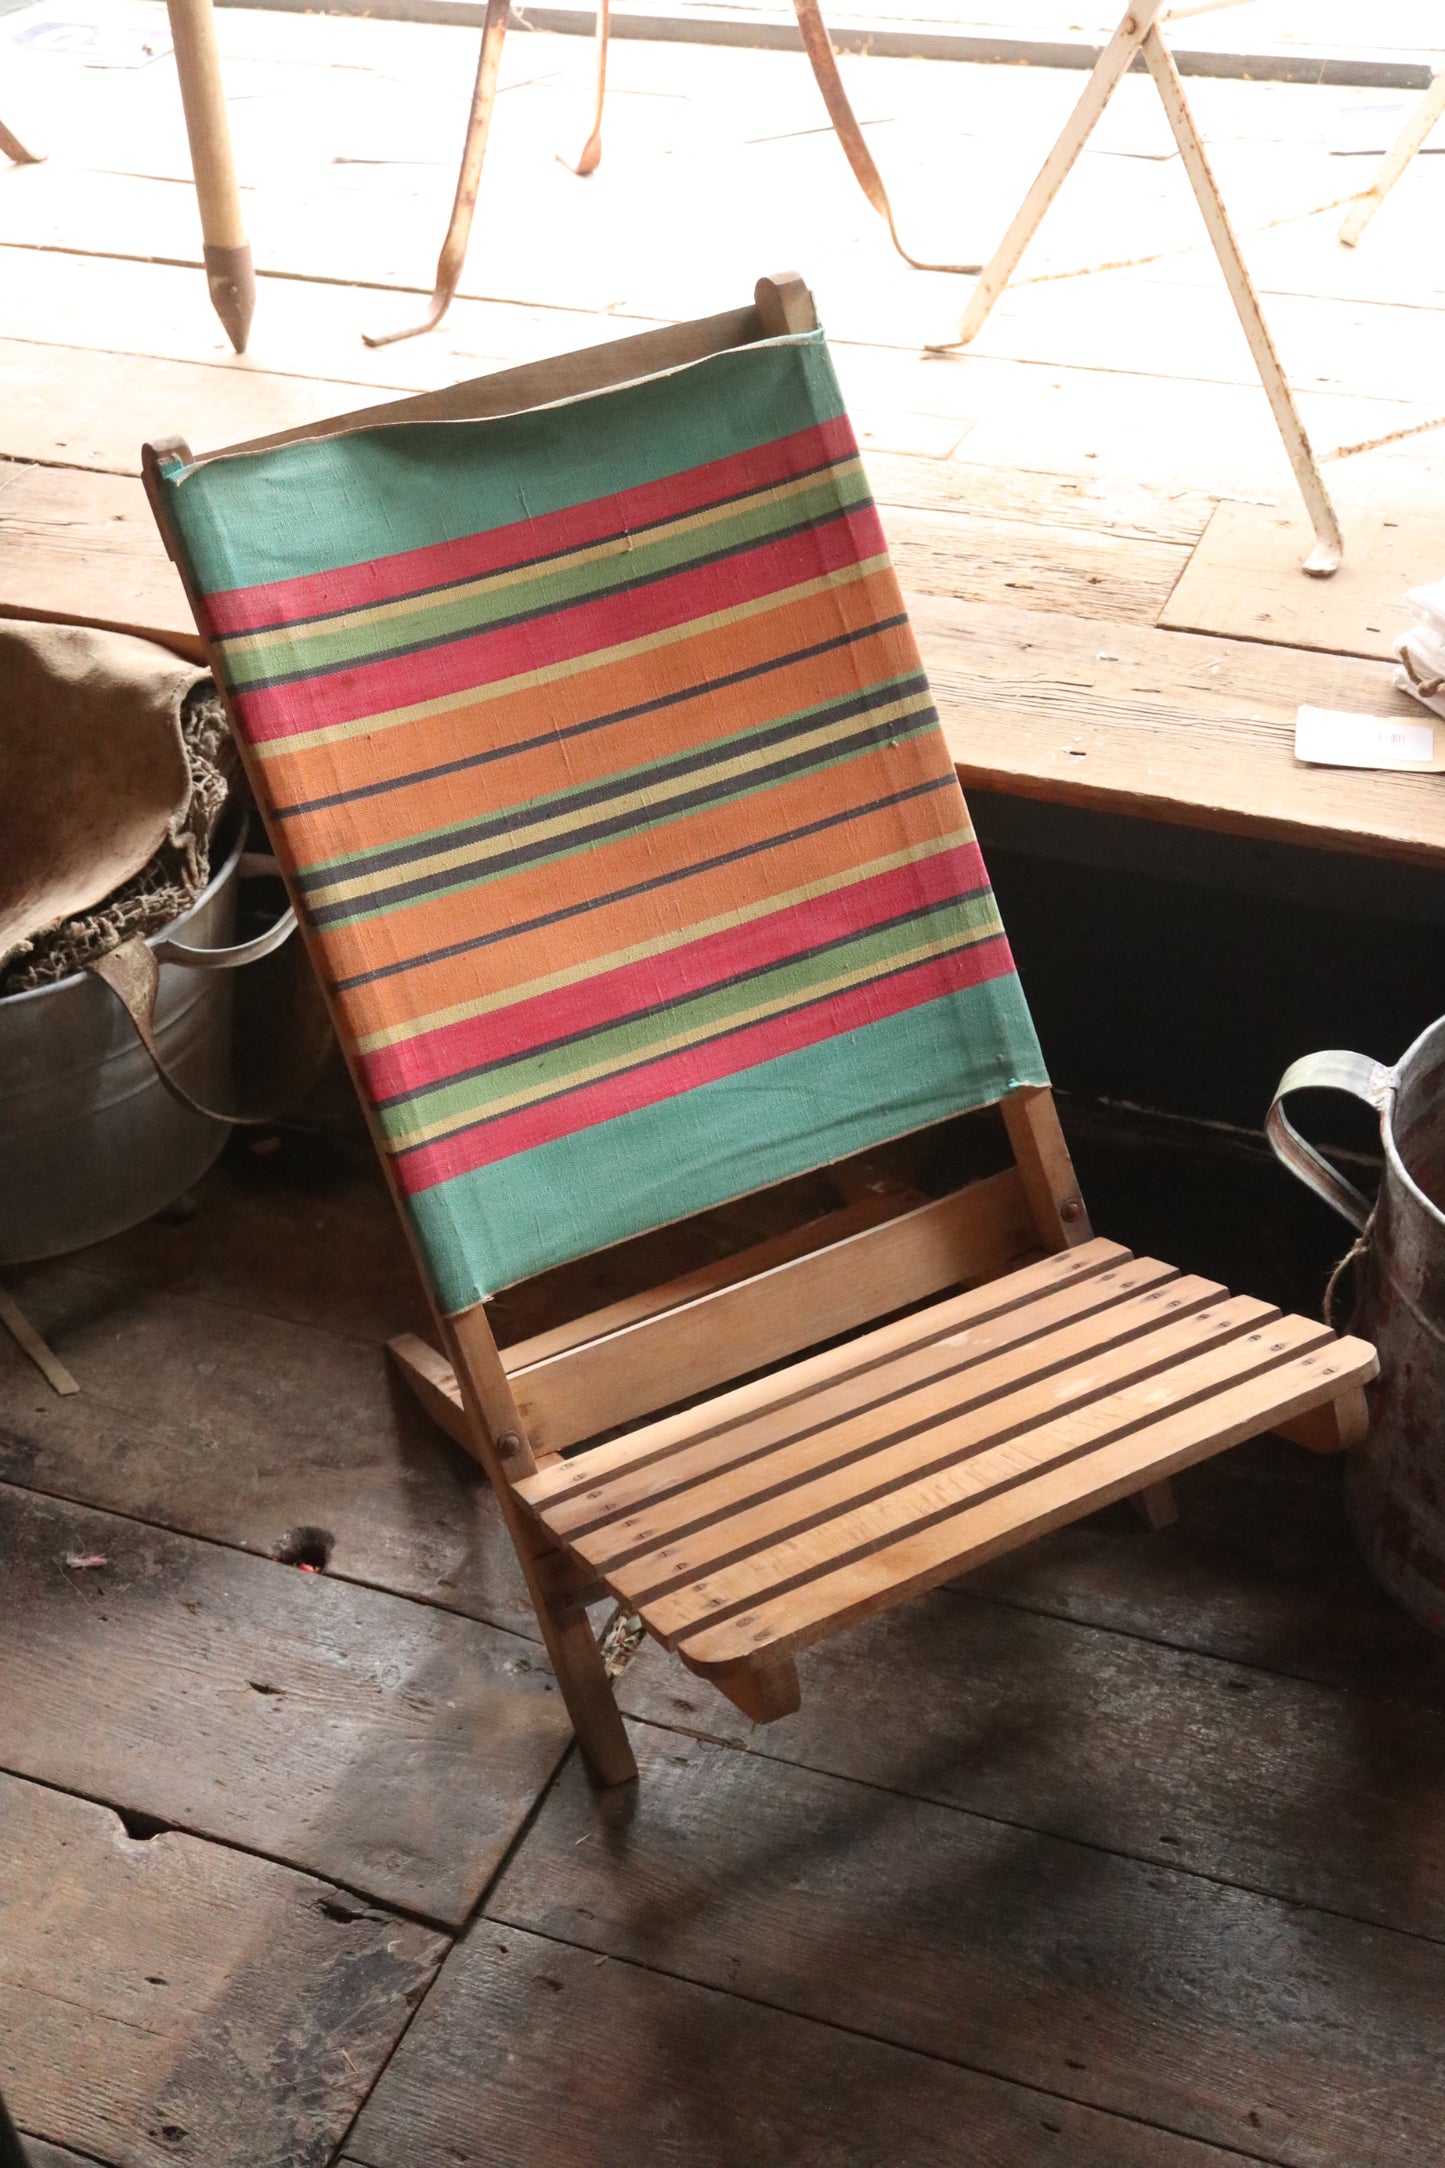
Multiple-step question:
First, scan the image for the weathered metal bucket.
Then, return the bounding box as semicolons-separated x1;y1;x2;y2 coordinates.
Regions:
0;826;296;1265
1268;1019;1445;1635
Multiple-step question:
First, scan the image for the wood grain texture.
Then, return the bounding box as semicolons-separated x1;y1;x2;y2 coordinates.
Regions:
502;1187;920;1372
511;1173;1038;1453
594;1276;1245;1593
971;1432;1445;1700
671;1321;1374;1664
620;1578;1445;1940
918;594;1445;865
0;459;199;658
0;1770;445;2168
0;1482;571;1924
0;1251;536;1635
881;499;1190;624
1161;492;1445;662
519;1240;1132;1517
488;1726;1445;2166
344;1921;1257;2168
523;1241;1147;1534
15;2143;109;2168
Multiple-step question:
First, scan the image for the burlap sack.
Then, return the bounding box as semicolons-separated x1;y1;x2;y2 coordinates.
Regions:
0;621;232;993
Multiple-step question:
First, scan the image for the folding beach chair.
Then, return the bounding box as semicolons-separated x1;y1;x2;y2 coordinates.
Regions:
144;274;1375;1784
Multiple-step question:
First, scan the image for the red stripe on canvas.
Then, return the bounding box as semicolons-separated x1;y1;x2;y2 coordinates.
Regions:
233;499;889;744
200;415;861;637
361;840;990;1106
396;934;1017;1193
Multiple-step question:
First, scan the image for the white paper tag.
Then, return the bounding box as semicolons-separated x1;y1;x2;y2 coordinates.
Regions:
1295;705;1444;772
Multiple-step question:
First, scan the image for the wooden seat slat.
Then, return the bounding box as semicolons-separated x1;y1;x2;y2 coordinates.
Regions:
515;1236;1131;1513
623;1304;1327;1644
676;1333;1380;1668
607;1287;1267;1619
577;1271;1222;1579
542;1253;1180;1544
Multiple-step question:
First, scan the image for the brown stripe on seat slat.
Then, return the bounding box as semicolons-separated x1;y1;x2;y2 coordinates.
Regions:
516;1236;1131;1515
605;1280;1246;1607
642;1300;1317;1644
541;1252;1179;1544
576;1271;1218;1576
674;1331;1378;1668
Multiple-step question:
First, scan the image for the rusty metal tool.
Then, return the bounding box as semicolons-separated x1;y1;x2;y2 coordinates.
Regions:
790;0;980;274
0;116;44;165
562;0;610;177
366;0;510;348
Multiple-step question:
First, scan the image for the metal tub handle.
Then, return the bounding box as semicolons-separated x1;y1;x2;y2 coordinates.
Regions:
1266;1050;1397;1232
153;852;295;969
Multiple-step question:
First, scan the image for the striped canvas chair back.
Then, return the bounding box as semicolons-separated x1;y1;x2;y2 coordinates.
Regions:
150;318;1045;1316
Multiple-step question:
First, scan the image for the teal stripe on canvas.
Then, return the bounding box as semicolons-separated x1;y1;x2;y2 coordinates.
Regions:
408;974;1047;1310
170;333;844;600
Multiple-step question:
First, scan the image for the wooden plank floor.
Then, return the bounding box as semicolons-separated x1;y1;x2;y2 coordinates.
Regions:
5;7;1445;2163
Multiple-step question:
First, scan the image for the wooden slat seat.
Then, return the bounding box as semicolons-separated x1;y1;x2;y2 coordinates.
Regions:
517;1238;1376;1683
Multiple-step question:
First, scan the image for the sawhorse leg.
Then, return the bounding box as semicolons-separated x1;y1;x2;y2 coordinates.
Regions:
931;1;1342;576
1339;68;1445;250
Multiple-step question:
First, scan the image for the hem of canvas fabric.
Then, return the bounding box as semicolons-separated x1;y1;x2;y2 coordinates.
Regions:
407;972;1048;1315
162;332;838;602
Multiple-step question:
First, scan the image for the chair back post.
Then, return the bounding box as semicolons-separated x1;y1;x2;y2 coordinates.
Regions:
143;437;538;1490
754;271;819;337
1002;1084;1092;1250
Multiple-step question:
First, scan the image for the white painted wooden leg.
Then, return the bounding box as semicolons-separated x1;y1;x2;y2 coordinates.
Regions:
930;1;1167;353
1141;26;1342;577
1339;70;1445;249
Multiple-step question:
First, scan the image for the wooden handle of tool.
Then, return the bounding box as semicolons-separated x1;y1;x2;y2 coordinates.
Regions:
166;0;246;248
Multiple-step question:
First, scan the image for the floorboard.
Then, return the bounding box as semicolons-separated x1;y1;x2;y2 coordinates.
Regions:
619;1572;1445;1938
964;1440;1445;1698
0;1246;536;1635
489;1725;1445;2166
0;1770;446;2168
344;1921;1258;2168
921;597;1445;865
18;2144;112;2168
0;1481;570;1925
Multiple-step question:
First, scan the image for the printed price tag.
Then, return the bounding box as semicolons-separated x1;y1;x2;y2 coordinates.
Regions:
1295;705;1445;773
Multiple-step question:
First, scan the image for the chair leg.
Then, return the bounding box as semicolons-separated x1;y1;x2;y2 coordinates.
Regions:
532;1585;638;1786
437;1307;636;1784
364;0;509;347
165;0;256;352
1133;1478;1179;1532
687;1652;802;1724
790;0;981;274
1140;26;1342;577
1276;1384;1370;1454
1339;69;1445;248
932;1;1165;351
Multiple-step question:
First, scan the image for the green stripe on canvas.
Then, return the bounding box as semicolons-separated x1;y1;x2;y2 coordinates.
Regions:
409;974;1047;1309
378;889;1004;1148
217;459;871;689
171;333;843;601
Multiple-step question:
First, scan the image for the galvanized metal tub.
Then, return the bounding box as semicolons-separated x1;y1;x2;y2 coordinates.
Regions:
0;826;245;1263
1268;1018;1445;1635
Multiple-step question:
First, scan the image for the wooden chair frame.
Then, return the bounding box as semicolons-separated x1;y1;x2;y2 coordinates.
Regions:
145;274;1374;1787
